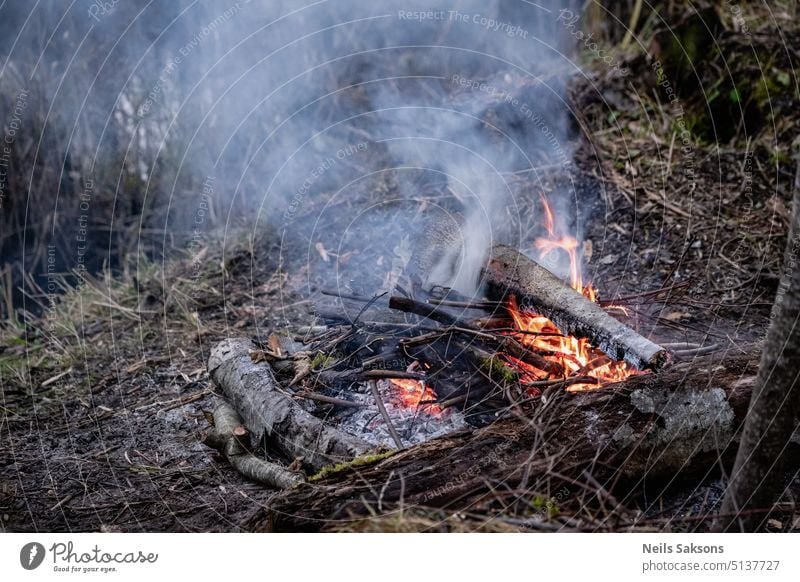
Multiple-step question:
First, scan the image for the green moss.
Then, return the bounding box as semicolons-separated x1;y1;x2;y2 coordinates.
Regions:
478;355;518;384
308;449;395;482
310;352;337;370
530;495;560;519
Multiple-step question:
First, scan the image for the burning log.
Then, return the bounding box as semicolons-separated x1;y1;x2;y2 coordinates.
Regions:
388;295;563;377
261;351;761;531
208;338;373;472
482;244;669;370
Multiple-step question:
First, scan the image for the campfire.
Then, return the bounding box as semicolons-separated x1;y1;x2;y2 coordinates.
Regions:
213;191;669;454
505;295;637;392
204;193;752;529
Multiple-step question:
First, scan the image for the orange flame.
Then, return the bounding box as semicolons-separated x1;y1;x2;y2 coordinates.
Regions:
503;193;638;392
536;191;590;295
389;379;442;416
505;296;635;391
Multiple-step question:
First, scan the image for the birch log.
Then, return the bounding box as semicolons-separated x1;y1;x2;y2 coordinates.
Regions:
208;338;372;472
482;244;669;370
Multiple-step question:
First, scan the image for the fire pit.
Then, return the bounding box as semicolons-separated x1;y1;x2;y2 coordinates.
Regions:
204;220;759;532
202;172;720;488
202;76;748;527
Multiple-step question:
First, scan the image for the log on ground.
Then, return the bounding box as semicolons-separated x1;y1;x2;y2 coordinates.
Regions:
203;401;306;489
208;338;373;472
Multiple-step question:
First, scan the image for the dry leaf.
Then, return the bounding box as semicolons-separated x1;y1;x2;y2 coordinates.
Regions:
268;333;283;357
289;355;312;387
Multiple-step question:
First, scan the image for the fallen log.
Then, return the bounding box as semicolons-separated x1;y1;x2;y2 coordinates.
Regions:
203;401;306;489
208;338;373;472
260;350;761;531
482;244;669;370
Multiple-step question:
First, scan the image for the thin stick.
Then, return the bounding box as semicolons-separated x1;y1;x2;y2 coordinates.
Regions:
351;291;388;327
438;394;468;409
523;376;599;389
294;392;365;408
369;380;404;449
660;342;701;348
427;298;502;310
597;282;690;306
671;344;721;358
320;289;389;305
388;295;463;327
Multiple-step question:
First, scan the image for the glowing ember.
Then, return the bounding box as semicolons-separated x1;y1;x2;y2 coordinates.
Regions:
389;379;442;416
503;193;641;392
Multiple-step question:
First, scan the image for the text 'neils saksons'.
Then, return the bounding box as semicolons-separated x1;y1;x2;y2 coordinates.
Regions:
643;543;724;554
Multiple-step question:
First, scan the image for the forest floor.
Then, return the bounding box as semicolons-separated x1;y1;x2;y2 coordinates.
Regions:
2;4;799;532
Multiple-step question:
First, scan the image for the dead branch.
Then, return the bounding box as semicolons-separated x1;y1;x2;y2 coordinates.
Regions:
208;338;373;472
203;401;305;490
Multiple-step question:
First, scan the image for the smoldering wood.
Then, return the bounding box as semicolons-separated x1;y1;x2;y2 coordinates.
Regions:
261;351;760;531
388;295;464;327
203;401;306;490
388;296;563;376
482;244;669;370
208;338;373;472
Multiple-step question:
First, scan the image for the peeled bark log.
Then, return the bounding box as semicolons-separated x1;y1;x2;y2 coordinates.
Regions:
482;244;669;370
262;351;760;531
208;338;373;472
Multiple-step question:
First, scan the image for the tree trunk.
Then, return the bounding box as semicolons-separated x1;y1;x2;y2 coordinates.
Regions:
715;162;800;532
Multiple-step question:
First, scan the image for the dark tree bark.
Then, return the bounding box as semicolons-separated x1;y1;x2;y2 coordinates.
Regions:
716;162;800;532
